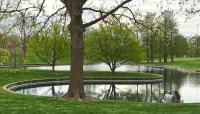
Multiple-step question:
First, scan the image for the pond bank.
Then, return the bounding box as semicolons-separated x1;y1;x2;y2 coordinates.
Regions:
138;58;200;74
5;76;162;92
138;63;200;74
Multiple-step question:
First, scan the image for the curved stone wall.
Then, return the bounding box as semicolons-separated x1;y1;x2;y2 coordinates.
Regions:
4;77;162;92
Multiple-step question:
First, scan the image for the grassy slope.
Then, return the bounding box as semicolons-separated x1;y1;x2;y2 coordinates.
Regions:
0;69;200;114
153;58;200;71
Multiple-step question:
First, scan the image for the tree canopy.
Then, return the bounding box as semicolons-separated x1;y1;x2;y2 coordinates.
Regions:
86;22;144;72
29;23;70;71
0;48;10;65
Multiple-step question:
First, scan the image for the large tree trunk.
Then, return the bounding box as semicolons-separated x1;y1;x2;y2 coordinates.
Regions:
63;3;86;100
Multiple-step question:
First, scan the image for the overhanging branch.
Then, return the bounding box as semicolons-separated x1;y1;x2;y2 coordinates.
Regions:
120;6;146;27
83;7;106;14
35;0;46;17
0;7;37;13
36;6;66;34
83;0;132;28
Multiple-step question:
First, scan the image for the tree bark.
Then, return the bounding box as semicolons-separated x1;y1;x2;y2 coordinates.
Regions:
111;67;116;73
108;62;116;73
62;1;86;100
52;64;55;72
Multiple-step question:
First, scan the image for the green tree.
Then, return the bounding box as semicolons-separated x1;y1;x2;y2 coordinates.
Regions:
29;23;70;71
85;23;144;72
188;35;200;57
17;12;35;61
174;34;188;57
139;13;158;63
0;48;10;65
159;10;178;62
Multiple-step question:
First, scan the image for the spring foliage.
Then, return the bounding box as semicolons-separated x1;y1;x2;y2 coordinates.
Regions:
29;23;70;70
85;23;144;72
0;48;10;65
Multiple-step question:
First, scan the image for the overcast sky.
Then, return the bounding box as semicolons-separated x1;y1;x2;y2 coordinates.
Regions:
44;0;200;37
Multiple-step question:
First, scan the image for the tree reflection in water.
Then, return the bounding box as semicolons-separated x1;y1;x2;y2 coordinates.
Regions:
94;84;162;102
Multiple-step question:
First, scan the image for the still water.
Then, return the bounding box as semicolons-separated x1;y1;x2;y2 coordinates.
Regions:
16;63;200;103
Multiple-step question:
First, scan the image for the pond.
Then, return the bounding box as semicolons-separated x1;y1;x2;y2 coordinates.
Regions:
15;63;200;103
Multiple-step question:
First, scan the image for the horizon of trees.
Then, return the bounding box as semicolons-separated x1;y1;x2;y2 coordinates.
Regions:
0;10;198;66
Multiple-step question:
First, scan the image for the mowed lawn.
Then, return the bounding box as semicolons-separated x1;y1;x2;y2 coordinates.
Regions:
153;58;200;71
0;69;200;114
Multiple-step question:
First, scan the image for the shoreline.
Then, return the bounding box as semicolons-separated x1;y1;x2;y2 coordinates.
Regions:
138;63;200;74
4;76;162;92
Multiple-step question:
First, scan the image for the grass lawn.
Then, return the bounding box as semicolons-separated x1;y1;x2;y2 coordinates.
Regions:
152;58;200;71
0;69;200;114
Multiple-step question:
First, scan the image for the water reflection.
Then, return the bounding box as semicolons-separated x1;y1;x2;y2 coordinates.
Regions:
20;64;200;103
16;84;162;103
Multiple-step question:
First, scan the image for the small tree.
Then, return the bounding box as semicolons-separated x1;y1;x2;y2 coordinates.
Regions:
85;22;144;72
29;23;70;71
174;34;188;57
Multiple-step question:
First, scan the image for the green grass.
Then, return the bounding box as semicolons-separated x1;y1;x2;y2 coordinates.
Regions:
83;71;159;78
0;69;200;114
153;58;200;71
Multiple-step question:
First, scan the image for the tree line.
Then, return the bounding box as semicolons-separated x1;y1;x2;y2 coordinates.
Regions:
0;10;198;69
138;10;187;63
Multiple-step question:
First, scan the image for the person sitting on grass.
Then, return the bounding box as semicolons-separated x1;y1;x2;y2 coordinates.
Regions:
172;91;181;103
164;92;173;103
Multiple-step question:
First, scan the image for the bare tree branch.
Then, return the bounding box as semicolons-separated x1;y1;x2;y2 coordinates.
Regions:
186;9;200;14
35;0;46;17
36;6;66;34
0;6;37;13
120;6;150;29
83;7;106;14
83;0;132;28
0;19;20;37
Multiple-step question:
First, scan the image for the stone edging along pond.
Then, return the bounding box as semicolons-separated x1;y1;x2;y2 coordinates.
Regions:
4;77;162;92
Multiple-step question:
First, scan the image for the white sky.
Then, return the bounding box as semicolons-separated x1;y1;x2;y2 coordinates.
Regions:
43;0;200;37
